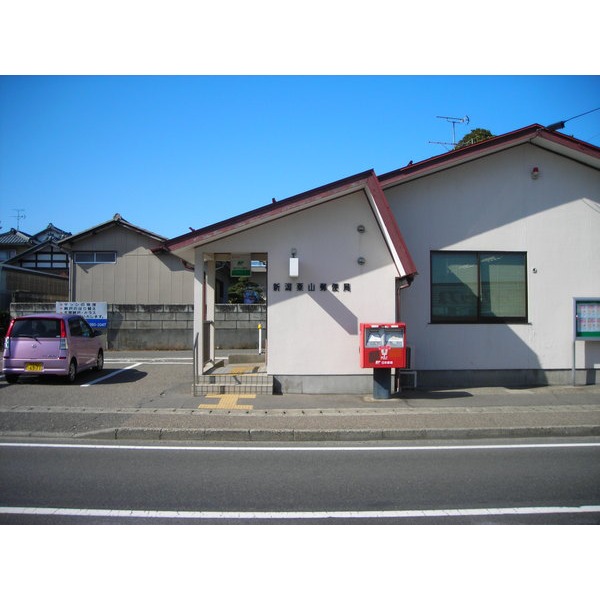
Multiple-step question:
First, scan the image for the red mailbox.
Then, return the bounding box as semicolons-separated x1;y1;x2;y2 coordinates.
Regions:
360;322;407;369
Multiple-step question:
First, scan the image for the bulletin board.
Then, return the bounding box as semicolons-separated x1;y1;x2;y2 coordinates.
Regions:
574;298;600;340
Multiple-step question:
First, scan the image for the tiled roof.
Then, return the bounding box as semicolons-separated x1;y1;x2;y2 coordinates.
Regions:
59;213;166;246
0;229;32;246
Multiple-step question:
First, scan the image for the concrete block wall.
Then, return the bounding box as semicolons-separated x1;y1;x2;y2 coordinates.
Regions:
10;303;194;351
215;304;266;350
9;302;266;351
106;304;194;350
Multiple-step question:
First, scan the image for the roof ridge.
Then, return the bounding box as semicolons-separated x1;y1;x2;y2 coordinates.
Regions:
379;123;600;186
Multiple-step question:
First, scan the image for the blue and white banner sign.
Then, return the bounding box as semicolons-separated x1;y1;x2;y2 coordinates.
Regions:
56;302;108;328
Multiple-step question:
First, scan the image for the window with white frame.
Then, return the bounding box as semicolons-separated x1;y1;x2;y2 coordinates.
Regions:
74;251;117;264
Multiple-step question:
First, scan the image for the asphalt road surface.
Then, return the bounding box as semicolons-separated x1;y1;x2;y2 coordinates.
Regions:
0;355;196;408
1;438;599;524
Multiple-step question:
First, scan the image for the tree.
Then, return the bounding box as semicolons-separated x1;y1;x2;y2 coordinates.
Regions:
227;278;265;304
455;128;494;150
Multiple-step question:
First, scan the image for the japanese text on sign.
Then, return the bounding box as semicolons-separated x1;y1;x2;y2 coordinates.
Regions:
272;282;351;293
56;302;108;328
575;299;600;340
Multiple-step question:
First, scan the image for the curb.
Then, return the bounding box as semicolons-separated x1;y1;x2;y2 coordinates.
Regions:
71;424;600;442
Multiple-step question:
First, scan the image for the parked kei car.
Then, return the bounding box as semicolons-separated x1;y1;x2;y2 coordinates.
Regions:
2;313;104;384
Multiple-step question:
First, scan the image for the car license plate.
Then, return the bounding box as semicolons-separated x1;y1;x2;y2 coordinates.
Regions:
25;363;43;372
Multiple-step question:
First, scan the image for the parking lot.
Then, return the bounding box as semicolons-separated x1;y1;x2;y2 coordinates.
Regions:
0;352;198;410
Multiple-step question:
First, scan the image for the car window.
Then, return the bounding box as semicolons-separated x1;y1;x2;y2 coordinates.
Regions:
40;320;62;337
12;318;61;338
80;318;94;338
68;318;83;337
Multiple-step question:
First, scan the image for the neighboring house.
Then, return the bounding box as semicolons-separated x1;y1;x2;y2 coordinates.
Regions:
0;228;34;262
8;240;69;275
30;223;72;245
58;213;193;305
0;223;71;264
380;124;600;386
4;223;71;276
57;214;194;350
165;123;599;392
0;224;71;311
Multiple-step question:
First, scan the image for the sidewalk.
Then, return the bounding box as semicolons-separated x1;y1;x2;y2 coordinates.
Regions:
1;350;600;442
2;385;599;442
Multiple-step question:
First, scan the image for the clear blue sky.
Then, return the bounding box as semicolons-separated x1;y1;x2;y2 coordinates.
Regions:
1;75;599;240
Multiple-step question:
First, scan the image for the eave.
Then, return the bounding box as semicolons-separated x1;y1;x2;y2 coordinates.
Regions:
379;124;600;189
59;214;166;248
163;170;417;279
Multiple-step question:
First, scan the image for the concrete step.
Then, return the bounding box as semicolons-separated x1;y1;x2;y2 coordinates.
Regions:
194;374;273;396
194;366;273;396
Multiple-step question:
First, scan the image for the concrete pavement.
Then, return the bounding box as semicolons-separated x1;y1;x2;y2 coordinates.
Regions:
1;350;599;441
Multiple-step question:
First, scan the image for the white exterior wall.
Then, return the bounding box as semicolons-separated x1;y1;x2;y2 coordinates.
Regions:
196;191;399;378
386;144;600;379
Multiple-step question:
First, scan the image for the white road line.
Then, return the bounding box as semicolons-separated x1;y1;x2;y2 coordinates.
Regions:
105;361;191;365
104;358;192;363
1;505;599;520
80;362;143;387
2;441;600;451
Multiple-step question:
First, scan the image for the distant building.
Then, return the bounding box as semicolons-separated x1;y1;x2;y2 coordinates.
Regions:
3;223;71;276
0;224;71;310
58;214;193;305
0;228;34;262
57;214;195;350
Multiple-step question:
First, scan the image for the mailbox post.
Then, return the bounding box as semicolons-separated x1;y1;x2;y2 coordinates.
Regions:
360;323;407;399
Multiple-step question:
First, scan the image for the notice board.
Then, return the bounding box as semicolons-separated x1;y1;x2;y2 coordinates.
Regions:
574;298;600;340
56;301;108;328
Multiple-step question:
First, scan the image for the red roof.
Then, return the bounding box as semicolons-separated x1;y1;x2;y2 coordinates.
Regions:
163;123;599;281
164;169;417;279
379;124;600;187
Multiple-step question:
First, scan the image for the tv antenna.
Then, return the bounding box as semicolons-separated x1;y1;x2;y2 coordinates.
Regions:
12;208;26;230
429;115;470;149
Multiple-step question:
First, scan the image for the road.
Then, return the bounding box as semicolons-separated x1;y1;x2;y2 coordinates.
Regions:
1;438;599;524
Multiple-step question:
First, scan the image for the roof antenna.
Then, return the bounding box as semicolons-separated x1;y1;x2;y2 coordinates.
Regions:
429;115;470;150
12;208;26;230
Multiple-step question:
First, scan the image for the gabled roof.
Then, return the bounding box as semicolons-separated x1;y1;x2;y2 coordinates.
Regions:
31;223;71;243
0;228;33;246
379;124;600;188
163;170;417;279
59;213;166;247
4;240;66;265
0;224;71;253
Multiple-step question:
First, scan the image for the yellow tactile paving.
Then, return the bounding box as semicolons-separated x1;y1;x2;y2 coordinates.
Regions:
199;394;255;410
229;366;254;375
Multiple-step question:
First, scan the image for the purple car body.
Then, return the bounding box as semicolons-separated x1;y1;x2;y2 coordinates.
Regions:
2;313;104;383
